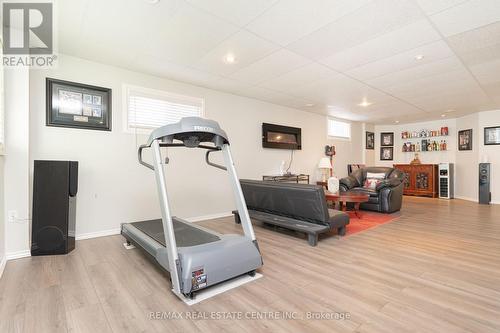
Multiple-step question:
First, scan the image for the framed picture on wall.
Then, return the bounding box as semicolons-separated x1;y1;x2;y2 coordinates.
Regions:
366;131;374;149
380;147;394;161
46;78;112;131
484;126;500;145
458;129;473;150
380;132;394;146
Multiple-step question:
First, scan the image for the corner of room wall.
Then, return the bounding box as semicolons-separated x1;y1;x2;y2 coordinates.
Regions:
0;156;5;278
3;67;31;259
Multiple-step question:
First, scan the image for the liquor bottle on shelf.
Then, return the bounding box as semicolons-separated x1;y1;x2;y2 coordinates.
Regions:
416;142;421;152
443;140;447;151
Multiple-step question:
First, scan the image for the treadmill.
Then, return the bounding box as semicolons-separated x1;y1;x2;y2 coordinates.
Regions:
121;117;263;300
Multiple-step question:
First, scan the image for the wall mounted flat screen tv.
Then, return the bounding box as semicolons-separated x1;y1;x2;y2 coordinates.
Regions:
262;123;302;150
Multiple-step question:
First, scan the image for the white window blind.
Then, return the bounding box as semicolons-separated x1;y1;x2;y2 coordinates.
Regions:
126;86;203;130
328;118;351;139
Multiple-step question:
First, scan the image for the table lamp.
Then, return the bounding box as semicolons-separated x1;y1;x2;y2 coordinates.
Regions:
318;157;332;182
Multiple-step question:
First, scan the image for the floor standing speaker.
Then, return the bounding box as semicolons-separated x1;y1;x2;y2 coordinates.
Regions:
479;163;491;205
31;160;79;255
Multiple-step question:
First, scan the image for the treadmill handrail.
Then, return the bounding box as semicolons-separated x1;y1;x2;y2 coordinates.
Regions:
138;144;154;170
139;143;222;171
206;150;227;171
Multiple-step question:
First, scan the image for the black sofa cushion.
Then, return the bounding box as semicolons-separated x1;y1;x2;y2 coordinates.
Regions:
240;179;331;226
237;180;350;246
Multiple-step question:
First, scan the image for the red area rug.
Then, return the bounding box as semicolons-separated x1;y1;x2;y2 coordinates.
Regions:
344;211;400;236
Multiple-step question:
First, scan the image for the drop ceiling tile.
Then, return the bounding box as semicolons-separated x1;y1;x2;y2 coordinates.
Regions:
228;49;310;85
257;63;339;93
238;86;314;108
287;0;423;60
346;41;455;81
286;74;394;107
447;21;500;53
145;3;239;65
245;0;371;46
447;22;500;66
203;77;255;96
365;55;463;89
185;0;278;26
131;55;223;88
76;0;183;66
320;19;441;72
415;0;469;15
193;30;279;76
468;58;500;85
429;0;500;37
382;68;479;97
57;0;87;55
480;82;500;107
407;90;494;112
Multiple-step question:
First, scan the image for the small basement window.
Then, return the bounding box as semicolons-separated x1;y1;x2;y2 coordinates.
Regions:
328;118;351;139
125;85;204;131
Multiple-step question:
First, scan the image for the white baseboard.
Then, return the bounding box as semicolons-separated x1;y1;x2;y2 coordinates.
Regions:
74;212;233;241
454;196;478;202
185;211;233;223
454;196;500;205
6;250;31;261
0;255;6;279
75;228;121;240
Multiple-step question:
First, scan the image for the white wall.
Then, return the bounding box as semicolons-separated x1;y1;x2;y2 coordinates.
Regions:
4;68;31;258
375;112;500;203
455;113;479;201
28;55;364;238
478;110;500;203
328;121;364;179
0;156;5;278
363;123;375;166
375;119;456;167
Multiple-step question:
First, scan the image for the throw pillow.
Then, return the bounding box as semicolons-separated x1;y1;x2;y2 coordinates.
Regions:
364;178;380;190
364;172;386;190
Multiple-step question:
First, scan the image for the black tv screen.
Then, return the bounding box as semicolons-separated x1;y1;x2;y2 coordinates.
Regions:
262;123;301;150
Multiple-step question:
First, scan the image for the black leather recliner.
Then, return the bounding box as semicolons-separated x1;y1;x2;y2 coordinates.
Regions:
339;167;404;213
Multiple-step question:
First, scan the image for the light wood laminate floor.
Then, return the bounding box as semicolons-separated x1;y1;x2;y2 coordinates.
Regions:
1;197;500;333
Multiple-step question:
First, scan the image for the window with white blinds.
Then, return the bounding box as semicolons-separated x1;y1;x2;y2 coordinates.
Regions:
328;118;351;139
125;85;204;131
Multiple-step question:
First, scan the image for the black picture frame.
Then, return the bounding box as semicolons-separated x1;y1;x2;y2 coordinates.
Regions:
380;147;393;161
46;78;112;131
484;126;500;145
366;131;374;150
380;132;394;147
458;129;473;150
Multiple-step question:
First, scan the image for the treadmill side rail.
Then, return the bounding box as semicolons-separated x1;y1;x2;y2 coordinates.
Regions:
222;144;257;242
151;139;183;296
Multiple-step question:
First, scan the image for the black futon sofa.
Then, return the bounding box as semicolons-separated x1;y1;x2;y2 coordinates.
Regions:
233;180;349;246
339;167;404;213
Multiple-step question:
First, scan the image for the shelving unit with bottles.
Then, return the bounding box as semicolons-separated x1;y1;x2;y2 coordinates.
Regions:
401;127;450;153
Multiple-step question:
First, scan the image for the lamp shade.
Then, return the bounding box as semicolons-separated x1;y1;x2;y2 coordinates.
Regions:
318;157;332;169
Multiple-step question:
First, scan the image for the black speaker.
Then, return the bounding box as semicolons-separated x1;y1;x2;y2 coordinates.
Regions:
479;163;491;205
31;160;79;255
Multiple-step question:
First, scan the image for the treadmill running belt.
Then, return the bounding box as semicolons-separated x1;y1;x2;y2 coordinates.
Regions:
130;219;220;247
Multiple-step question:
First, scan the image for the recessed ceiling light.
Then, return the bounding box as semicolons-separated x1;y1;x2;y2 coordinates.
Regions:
223;53;236;64
441;114;446;117
358;100;372;107
395;120;400;124
305;103;315;107
143;0;160;4
415;54;425;60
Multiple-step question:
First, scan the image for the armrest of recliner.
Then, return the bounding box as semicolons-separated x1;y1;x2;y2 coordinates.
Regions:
339;175;360;190
375;178;402;191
